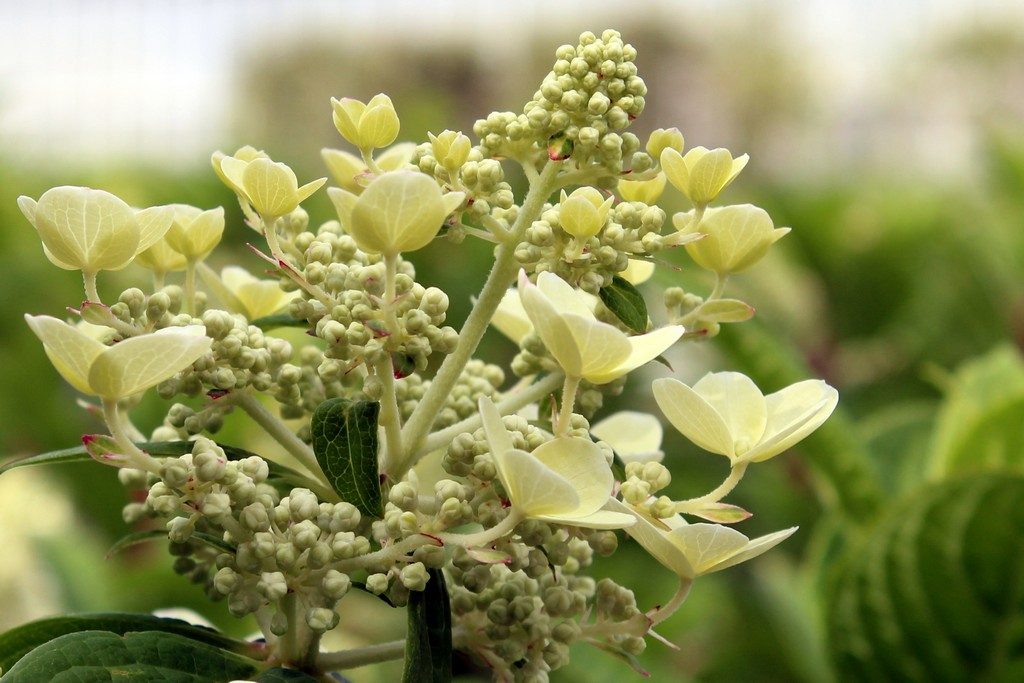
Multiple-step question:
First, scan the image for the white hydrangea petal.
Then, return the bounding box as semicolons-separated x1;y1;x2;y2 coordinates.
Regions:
653;378;735;458
376;142;417;171
479;396;514;469
534;271;595;319
606;498;694;577
531;437;613;516
25;314;105;395
491;289;533;345
593;325;684;384
709;527;798;573
500;449;580;517
88;326;212;398
133;206;175;254
518;274;583;376
33;186;139;271
621;258;656;285
692;372;767;453
667;523;749;575
563;314;632;382
540;508;636;530
591;411;663;462
742;381;838;463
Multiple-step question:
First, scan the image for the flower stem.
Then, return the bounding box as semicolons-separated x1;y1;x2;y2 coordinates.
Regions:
649;576;693;626
396;160;563;476
101;398;161;473
231;391;338;501
555;375;581;437
419;372;563;456
184;261;197;315
674;462;748;510
435;508;524;548
376;356;404;477
83;270;101;303
317;640;406;671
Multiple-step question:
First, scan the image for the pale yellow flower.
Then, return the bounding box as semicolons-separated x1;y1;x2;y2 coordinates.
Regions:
216;156;326;220
558;187;613;240
480;397;634;530
517;271;682;384
165;205;225;262
607;498;796;579
321;143;416;194
673;204;789;274
25;315;211;399
201;266;297;320
591;411;663;463
653;372;838;465
617;172;666;205
661;146;748;206
620;259;655;285
331;94;400;150
327;172;464;255
428;130;472;173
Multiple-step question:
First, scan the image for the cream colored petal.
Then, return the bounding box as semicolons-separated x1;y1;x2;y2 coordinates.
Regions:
357;103;400;149
660;148;689;194
591;412;663;463
518;272;582;376
133;206;175;254
376;142;417;171
500;448;580;517
540;508;636;530
327;187;358;231
667;523;749;575
236;282;294;320
726;154;750;185
618;173;666;205
33;186;139;271
295;178;328;205
534;271;594;320
741;381;838;463
218;157;250;198
321;148;366;193
621;259;655;285
692;372;767;454
687;148;734;204
563;314;633;384
220;265;258;291
587;325;683;385
709;527;797;573
479;396;514;469
606;498;694;576
652;377;735;457
491;289;533;345
88;326;212;398
531;437;614;515
17;195;37;225
41;244;78;270
135;239;187;273
197;263;245;314
559;195;602;239
243;159;300;218
440;191;466;217
25;314;105;395
350;172;446;254
187;207;226;259
331;97;365;143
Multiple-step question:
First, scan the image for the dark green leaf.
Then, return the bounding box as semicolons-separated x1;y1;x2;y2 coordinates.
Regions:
599;276;649;333
0;445;91;475
1;630;261;681
352;582;398;608
106;530;235;559
311;398;383;517
256;667;322;682
403;569;453;683
250;313;310;331
827;473;1024;680
0;613;259;674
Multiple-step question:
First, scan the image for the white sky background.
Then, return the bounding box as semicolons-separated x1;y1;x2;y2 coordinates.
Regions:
0;0;1020;170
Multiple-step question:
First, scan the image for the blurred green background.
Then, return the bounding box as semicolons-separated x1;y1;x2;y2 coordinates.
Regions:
3;2;1024;681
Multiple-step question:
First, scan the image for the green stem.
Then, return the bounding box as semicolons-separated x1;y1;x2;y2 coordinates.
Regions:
260;216;335;309
376;356;404;477
419;372;563;456
83;270;101;303
232;391;338;501
361;148;382;175
649;576;693;626
184;261;197;315
395;160;563;476
101;398;161;472
278;592;299;663
435;508;524;548
334;534;436;573
153;270;166;292
708;272;728;302
674;462;748;510
554;375;581;437
317;640;406;671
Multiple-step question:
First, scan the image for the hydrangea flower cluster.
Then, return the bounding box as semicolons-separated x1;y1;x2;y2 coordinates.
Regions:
14;29;837;682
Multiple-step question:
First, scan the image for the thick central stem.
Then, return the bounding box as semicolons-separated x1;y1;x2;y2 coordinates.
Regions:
555;375;581;437
395;160;563;475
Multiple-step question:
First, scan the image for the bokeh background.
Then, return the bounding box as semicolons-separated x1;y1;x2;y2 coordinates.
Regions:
3;1;1024;681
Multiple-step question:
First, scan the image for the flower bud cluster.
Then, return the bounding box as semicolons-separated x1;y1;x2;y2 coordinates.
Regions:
412;142;516;225
394;359;505;426
515;198;667;294
474;29;647;175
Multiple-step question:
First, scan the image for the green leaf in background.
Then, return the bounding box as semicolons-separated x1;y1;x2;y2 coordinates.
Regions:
250;313;311;330
1;439;319;494
0;613;259;674
928;344;1024;478
311;397;383;517
403;568;453;683
827;473;1024;681
1;630;261;681
599;276;649;333
105;529;236;559
255;667;322;682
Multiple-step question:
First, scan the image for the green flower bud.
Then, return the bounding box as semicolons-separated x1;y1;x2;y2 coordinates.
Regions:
365;572;389;594
331;94;400;150
306;607;339;632
213;566;239;594
270;610;289;636
259;571;288;601
288;488;320;521
428;130;472;173
167;516;195;543
400;562;430;591
646;128;684;159
291;519;322;550
323;569;352;600
202;492;232;518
